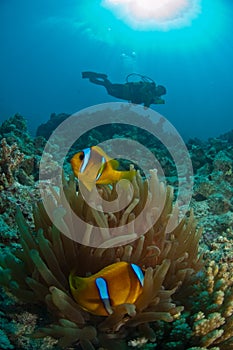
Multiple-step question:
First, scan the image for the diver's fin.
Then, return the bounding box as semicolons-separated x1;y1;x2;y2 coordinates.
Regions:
82;71;108;79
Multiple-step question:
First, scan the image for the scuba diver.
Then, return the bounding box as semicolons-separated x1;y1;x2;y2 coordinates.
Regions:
82;71;166;108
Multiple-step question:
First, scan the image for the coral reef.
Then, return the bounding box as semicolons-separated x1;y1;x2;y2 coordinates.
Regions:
36;113;71;139
0;114;46;183
0;138;24;189
219;129;233;144
0;288;58;350
0;116;44;251
148;258;233;349
188;136;233;249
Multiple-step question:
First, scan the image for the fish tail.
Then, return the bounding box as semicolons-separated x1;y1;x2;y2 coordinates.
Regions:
121;169;136;181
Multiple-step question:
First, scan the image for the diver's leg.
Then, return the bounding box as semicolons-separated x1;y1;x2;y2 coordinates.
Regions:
106;84;128;100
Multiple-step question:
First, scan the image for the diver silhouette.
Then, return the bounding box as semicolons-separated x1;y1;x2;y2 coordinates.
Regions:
82;72;166;108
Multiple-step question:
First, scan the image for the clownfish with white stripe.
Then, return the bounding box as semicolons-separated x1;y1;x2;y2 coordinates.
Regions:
70;145;136;191
69;261;144;316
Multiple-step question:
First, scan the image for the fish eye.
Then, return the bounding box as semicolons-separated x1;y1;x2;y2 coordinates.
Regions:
79;153;84;161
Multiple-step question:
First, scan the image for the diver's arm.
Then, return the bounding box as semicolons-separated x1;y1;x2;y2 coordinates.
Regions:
143;88;153;108
153;97;165;104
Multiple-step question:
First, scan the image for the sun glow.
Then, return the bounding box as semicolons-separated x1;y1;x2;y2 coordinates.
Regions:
102;0;201;30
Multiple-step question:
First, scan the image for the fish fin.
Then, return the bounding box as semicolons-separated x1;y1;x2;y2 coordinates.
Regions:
108;159;119;169
78;160;104;191
78;178;95;192
101;159;119;176
69;273;86;293
120;169;136;181
129;169;136;180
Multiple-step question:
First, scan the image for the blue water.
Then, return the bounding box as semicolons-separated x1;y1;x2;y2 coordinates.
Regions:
0;0;232;140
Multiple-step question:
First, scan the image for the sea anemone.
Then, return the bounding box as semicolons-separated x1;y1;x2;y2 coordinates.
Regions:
0;170;202;349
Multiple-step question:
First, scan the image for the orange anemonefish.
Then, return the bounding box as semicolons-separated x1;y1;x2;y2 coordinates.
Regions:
69;261;144;316
70;145;136;191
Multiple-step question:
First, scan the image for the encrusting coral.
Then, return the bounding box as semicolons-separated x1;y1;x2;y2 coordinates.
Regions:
0;169;203;349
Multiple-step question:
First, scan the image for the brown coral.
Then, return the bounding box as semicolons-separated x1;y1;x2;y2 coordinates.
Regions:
0;170;202;349
0;137;24;189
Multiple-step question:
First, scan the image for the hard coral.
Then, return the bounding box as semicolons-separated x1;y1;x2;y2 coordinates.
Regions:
0;171;202;349
152;259;233;350
190;260;233;349
0;138;24;189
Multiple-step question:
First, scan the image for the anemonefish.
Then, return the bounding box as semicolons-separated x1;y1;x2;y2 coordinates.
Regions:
69;261;144;316
70;145;136;191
